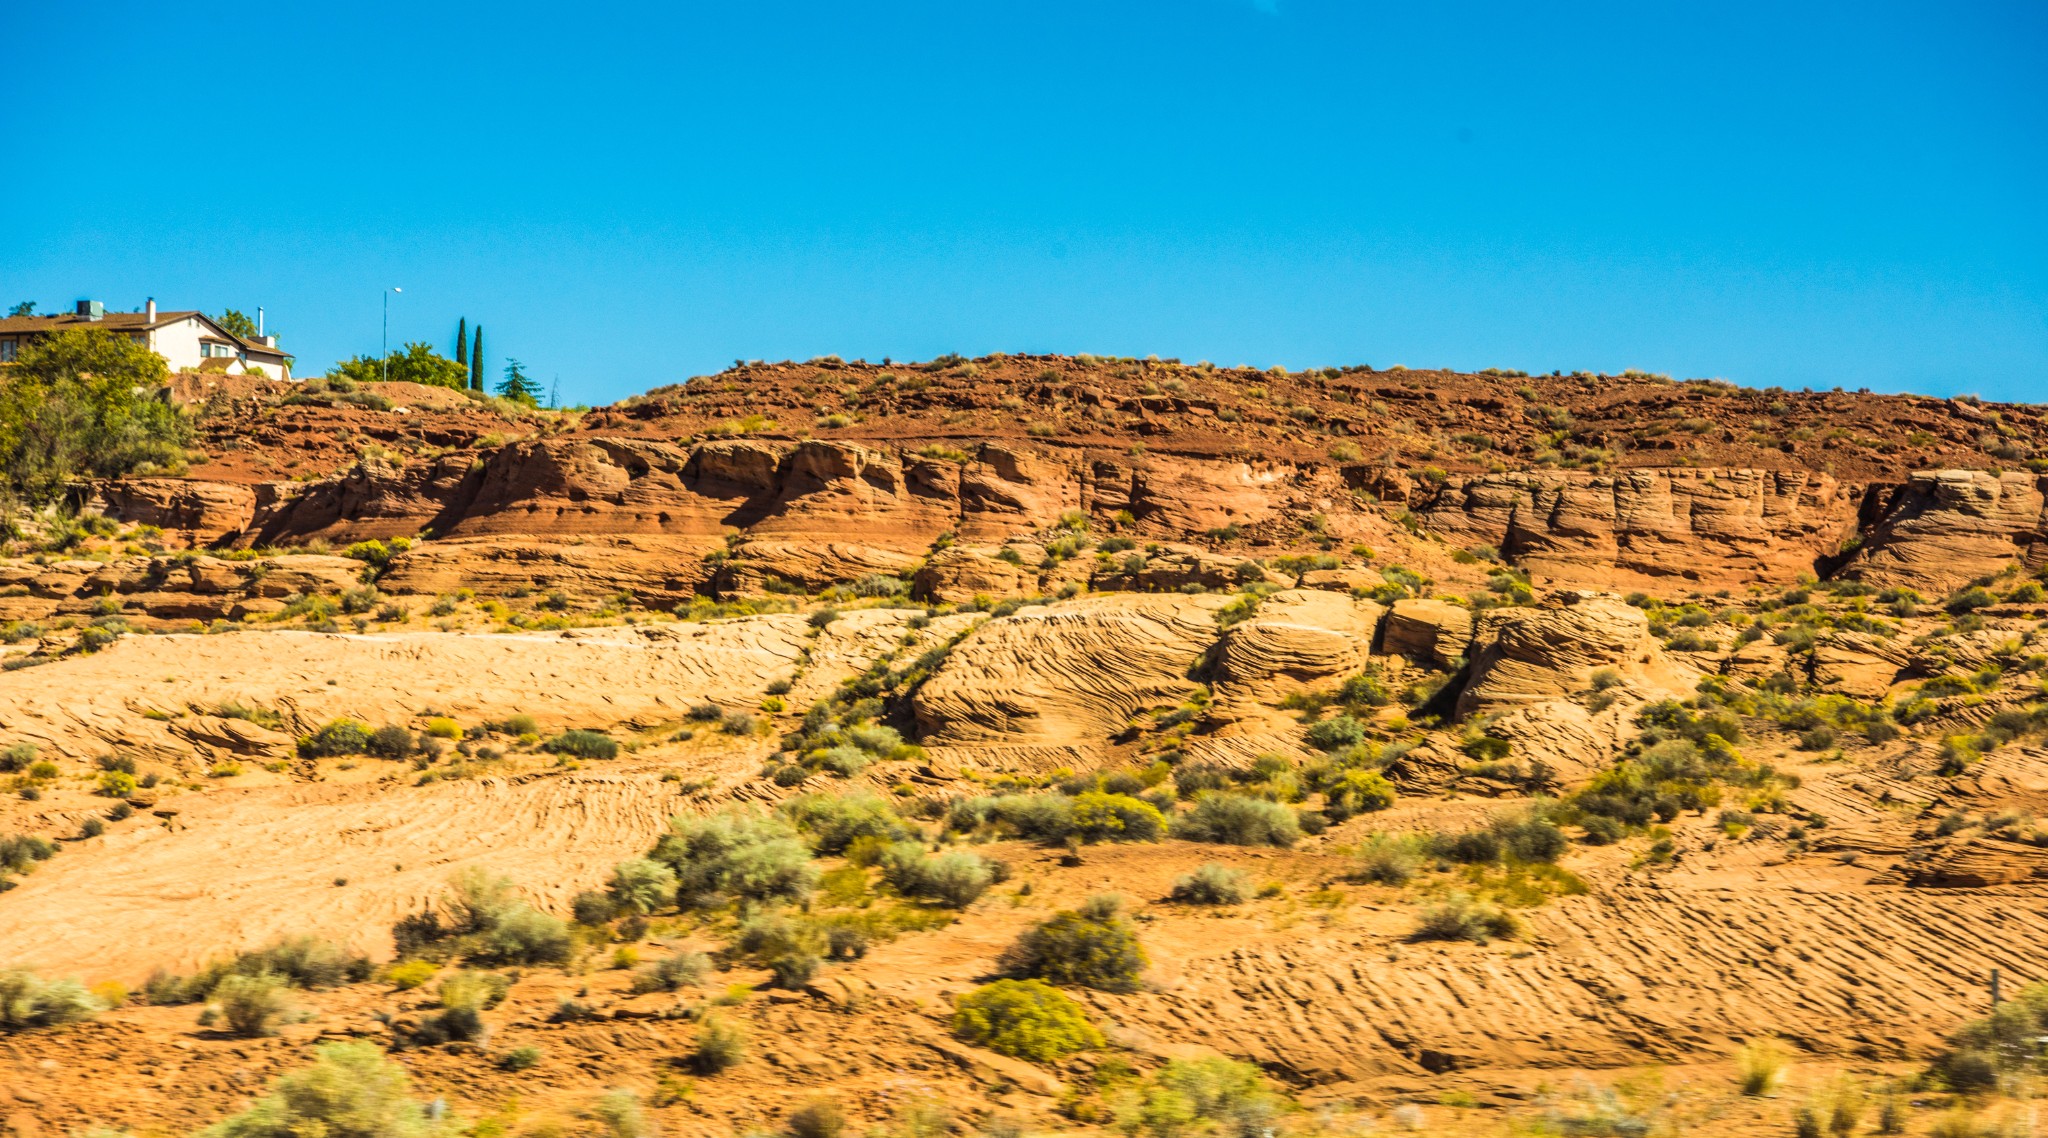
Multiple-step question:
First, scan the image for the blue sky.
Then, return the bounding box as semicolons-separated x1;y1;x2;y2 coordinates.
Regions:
4;1;2043;404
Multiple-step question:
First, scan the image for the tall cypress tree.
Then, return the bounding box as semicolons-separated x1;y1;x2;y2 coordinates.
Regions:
455;317;467;366
471;326;484;390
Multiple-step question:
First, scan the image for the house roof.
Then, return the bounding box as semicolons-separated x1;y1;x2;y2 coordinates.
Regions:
0;310;292;361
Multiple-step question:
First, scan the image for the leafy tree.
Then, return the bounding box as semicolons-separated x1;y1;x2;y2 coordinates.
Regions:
454;317;467;366
497;358;542;405
214;309;258;339
7;302;34;318
470;326;483;390
0;327;188;508
326;343;468;389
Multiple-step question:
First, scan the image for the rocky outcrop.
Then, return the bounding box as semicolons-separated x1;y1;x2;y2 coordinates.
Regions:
0;553;367;623
913;593;1225;749
1411;469;1856;588
1207;590;1382;731
914;546;1042;604
1379;599;1474;669
82;479;259;547
1839;470;2048;593
1455;593;1687;718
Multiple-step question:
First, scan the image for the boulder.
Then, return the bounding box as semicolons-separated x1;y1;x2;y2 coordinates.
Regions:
1455;593;1687;718
1380;599;1474;669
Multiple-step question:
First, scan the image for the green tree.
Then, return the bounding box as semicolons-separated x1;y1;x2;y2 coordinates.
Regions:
7;302;34;318
497;358;542;405
0;327;188;509
326;343;468;389
470;326;483;391
454;317;467;366
215;310;258;339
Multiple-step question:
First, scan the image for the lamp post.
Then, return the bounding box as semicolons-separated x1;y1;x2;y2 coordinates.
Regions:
381;286;402;383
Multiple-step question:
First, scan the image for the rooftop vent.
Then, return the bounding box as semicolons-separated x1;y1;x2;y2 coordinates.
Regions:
75;299;104;321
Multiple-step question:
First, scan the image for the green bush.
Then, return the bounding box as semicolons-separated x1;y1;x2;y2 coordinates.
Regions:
209;972;295;1037
297;719;372;758
630;952;710;994
1410;893;1520;944
1172;794;1301;847
1321;768;1396;820
0;969;100;1030
1304;714;1368;752
200;1041;460;1138
1001;895;1147;992
366;724;416;759
1122;1057;1282;1138
140;937;372;1004
878;844;997;908
1068;791;1167;843
606;857;678;915
474;905;572;966
951;979;1104;1061
691;1015;747;1074
777;792;917;854
651;811;818;907
1929;980;2048;1092
1169;863;1248;905
544;729;619;759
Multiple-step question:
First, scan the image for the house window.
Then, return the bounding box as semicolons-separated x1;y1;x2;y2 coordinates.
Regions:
0;339;15;362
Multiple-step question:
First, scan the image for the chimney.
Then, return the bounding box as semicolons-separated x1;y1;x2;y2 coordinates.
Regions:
257;306;264;337
76;299;105;321
145;297;156;323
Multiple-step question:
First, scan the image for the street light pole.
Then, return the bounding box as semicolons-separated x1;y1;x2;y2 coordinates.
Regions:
381;286;402;383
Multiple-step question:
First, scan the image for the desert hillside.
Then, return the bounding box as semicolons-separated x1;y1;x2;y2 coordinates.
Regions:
2;355;2045;1138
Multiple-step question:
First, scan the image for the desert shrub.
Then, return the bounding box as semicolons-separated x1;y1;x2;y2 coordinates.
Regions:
0;969;100;1030
777;792;917;855
1067;791;1167;842
500;1045;543;1071
1321;768;1397;820
474;905;573;966
1304;714;1368;752
651;811;819;907
630;951;710;994
720;712;761;736
691;1015;748;1074
951;978;1104;1062
1172;793;1300;847
1410;893;1520;944
141;937;372;1004
544;729;619;759
297;719;372;758
1169;863;1248;905
1737;1038;1791;1095
386;960;437;990
209;972;295;1037
733;911;826;989
1001;895;1147;992
0;832;58;880
366;724;417;759
606;857;678;915
1121;1057;1282;1138
571;889;619;925
200;1040;458;1138
1928;980;2048;1092
1354;833;1426;885
787;1097;847;1138
878;845;997;908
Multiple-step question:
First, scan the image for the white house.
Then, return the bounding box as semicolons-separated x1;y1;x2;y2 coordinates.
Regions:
0;299;293;380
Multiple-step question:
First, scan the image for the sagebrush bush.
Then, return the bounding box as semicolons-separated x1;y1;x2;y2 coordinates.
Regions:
1354;834;1425;885
1172;793;1300;847
777;792;918;854
1001;895;1147;992
201;1040;458;1137
1928;980;2048;1092
691;1015;747;1073
878;844;996;908
1737;1038;1791;1096
474;904;572;965
1068;791;1167;842
1321;768;1396;820
1169;863;1249;905
297;719;372;758
651;811;818;907
951;978;1104;1061
209;972;294;1037
544;729;619;759
0;969;100;1031
630;951;710;994
606;857;678;915
1411;893;1519;944
786;1097;847;1138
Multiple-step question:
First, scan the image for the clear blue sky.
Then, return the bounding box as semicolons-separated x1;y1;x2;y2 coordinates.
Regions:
4;1;2043;404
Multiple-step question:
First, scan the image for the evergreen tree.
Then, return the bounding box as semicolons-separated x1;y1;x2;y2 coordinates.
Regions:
455;317;467;366
497;358;542;406
471;326;484;390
